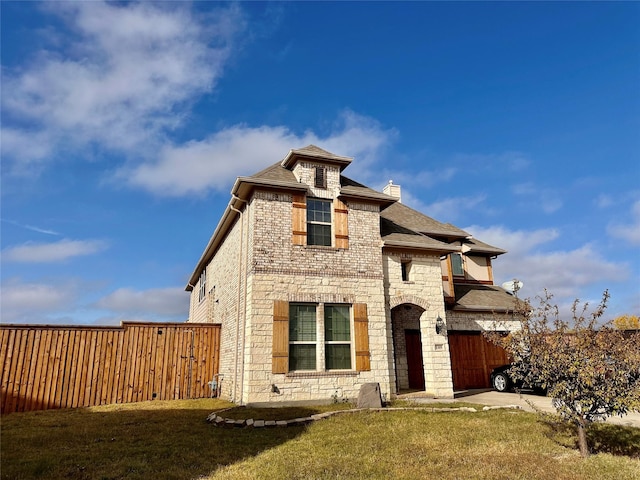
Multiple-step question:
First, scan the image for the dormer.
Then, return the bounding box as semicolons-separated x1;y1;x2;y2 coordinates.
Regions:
440;236;507;303
281;145;352;199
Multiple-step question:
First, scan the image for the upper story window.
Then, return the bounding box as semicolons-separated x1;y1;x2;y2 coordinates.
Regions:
314;166;327;189
198;270;207;302
451;253;464;276
307;198;332;246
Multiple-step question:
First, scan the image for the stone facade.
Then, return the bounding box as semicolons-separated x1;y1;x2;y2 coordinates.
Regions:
186;146;517;405
446;310;521;333
383;252;453;397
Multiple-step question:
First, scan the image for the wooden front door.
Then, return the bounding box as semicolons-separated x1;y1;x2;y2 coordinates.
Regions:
405;329;425;390
448;331;509;390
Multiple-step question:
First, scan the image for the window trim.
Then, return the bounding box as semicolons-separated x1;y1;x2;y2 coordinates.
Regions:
273;301;369;374
324;304;353;371
451;253;465;277
306;198;332;247
314;166;327;189
198;270;207;302
288;303;318;371
401;260;411;282
287;302;354;373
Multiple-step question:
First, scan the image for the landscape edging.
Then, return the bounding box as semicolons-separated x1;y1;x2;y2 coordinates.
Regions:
206;405;524;428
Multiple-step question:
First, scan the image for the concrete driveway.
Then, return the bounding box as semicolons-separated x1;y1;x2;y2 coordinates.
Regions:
405;389;640;428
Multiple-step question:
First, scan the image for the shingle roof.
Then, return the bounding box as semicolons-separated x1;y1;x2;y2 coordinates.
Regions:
381;201;470;239
250;161;299;184
380;218;458;252
452;284;518;312
187;146;507;289
463;237;507;255
291;145;350;161
281;144;353;170
339;175;398;205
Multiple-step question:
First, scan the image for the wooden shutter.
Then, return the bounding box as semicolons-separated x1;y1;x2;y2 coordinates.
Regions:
272;300;289;374
292;194;306;246
334;198;349;249
353;303;370;371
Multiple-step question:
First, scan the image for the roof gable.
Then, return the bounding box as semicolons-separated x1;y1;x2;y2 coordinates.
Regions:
281;144;353;170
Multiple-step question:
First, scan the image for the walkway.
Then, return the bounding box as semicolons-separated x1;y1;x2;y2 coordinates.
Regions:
402;389;640;428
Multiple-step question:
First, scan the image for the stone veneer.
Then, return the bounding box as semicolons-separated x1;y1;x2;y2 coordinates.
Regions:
446;310;522;333
187;158;512;404
382;252;454;398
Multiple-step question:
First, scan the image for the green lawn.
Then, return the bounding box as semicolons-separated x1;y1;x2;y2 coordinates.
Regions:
1;399;638;480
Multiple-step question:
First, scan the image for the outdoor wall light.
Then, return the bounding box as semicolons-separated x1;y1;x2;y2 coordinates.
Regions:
435;316;445;335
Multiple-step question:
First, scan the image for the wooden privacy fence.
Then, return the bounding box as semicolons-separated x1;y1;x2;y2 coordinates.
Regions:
1;322;220;414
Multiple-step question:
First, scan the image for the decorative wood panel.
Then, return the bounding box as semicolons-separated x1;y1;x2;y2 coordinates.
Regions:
353;303;370;372
334;198;349;249
292;194;307;246
272;300;289;374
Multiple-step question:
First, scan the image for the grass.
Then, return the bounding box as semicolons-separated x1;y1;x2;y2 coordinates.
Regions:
1;399;638;480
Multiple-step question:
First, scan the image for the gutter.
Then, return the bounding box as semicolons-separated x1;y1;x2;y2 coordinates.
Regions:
186;178;307;291
229;195;247;404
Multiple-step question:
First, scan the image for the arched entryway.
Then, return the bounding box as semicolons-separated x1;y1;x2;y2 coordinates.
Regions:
391;303;426;392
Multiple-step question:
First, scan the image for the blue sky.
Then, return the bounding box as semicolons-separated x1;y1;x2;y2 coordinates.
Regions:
2;1;638;325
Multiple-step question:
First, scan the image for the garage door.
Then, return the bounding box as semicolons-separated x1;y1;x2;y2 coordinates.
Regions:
448;331;509;390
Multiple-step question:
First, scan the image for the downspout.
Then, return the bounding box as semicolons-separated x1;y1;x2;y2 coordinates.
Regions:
229;195;247;404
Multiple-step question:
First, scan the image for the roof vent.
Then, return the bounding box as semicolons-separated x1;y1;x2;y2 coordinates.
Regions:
383;180;402;203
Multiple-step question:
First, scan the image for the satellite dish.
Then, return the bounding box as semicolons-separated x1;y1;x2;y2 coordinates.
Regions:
502;279;523;296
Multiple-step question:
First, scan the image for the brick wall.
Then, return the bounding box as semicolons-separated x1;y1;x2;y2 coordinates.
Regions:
188;211;244;401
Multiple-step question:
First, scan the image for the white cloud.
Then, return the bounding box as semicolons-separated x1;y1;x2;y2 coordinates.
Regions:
1;218;61;236
466;225;626;300
511;183;562;214
464;225;559;257
0;279;78;322
2;239;108;263
118;110;396;197
417;195;487;222
608;200;640;246
95;287;189;318
2;2;244;172
594;194;614;209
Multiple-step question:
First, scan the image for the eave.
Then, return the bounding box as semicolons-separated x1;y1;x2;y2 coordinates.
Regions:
281;147;353;171
186;177;308;291
382;239;460;255
339;185;398;207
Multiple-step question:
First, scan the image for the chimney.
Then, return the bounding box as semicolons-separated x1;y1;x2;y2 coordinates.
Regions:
383;180;402;203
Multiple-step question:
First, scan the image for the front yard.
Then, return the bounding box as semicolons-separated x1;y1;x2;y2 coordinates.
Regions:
1;399;638;479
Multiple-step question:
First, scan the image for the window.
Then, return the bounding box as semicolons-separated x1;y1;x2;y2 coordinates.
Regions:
307;198;332;246
292;196;349;249
314;166;327;189
287;303;352;371
451;253;464;276
289;304;317;370
198;270;207;302
401;260;411;282
325;305;352;369
273;301;369;374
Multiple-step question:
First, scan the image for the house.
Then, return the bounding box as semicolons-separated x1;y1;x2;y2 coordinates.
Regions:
186;145;519;405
